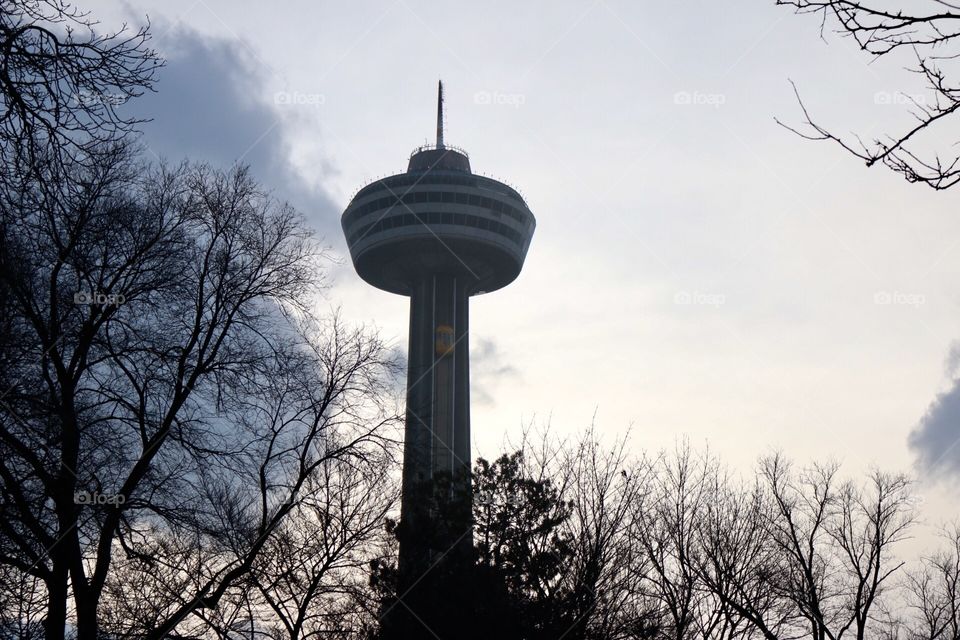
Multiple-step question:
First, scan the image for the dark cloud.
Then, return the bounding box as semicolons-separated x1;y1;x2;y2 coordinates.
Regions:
909;342;960;480
128;26;340;237
471;337;518;407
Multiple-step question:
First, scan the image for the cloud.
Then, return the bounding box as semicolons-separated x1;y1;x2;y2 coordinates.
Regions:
471;338;518;407
385;345;408;398
128;26;340;237
381;338;518;408
909;341;960;480
945;342;960;379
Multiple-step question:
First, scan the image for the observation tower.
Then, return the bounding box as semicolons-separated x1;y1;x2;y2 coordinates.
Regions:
341;81;536;586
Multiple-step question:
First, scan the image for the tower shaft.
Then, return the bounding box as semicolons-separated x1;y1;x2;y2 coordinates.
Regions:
399;273;472;581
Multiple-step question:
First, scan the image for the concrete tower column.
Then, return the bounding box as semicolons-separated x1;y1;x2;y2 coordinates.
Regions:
400;274;472;581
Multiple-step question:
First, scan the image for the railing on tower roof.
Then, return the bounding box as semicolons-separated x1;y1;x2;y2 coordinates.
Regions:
408;142;470;160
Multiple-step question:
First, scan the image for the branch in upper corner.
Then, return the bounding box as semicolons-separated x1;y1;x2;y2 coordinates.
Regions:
775;0;960;189
776;0;960;56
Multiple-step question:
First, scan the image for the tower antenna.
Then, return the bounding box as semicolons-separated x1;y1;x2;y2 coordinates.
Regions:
436;80;444;149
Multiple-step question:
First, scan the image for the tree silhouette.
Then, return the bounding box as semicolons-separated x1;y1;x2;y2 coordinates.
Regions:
0;152;400;639
0;0;162;192
0;3;403;638
474;451;575;639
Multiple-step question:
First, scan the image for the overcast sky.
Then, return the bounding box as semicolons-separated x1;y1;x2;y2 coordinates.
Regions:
105;0;960;526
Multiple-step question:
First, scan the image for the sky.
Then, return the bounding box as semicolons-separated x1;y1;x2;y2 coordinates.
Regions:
102;0;960;530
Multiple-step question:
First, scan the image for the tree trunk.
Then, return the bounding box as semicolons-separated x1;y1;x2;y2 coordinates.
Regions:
45;559;68;640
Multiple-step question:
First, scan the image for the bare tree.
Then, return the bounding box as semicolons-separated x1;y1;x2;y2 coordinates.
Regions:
646;452;918;640
776;1;960;189
0;564;45;639
633;443;705;640
0;149;400;639
0;3;407;638
0;0;161;190
559;429;657;640
756;455;915;640
245;447;399;640
636;444;790;640
900;524;960;640
693;472;797;640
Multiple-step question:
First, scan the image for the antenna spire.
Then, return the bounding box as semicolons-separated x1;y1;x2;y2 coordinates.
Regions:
436;80;444;149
